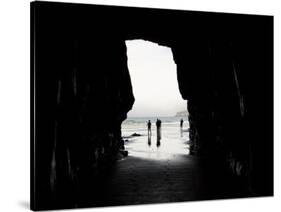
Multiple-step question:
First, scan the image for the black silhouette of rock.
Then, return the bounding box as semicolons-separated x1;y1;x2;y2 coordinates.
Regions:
31;2;273;210
131;133;141;137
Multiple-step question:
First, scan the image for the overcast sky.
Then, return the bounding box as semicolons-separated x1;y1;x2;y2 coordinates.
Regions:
126;40;187;117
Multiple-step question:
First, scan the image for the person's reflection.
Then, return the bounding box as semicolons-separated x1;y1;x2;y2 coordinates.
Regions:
156;136;161;147
180;128;183;137
148;133;151;146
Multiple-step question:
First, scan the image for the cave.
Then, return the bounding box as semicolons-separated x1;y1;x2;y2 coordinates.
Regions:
31;2;273;210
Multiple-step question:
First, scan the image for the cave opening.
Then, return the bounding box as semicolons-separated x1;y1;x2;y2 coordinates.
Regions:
122;39;190;159
31;3;273;209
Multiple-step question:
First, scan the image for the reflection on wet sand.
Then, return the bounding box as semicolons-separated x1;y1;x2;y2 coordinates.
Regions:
156;137;161;147
124;123;190;161
148;134;151;146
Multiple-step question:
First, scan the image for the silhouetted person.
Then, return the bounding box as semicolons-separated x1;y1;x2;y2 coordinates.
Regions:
147;120;152;137
159;119;162;138
156;119;162;142
180;119;184;137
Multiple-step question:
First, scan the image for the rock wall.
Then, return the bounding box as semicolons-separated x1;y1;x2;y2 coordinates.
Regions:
170;17;273;195
32;2;273;209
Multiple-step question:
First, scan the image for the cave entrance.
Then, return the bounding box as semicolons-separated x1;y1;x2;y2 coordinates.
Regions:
122;39;190;160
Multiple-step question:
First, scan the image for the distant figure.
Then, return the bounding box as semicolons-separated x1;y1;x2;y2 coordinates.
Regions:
147;120;152;137
156;118;162;141
179;119;184;137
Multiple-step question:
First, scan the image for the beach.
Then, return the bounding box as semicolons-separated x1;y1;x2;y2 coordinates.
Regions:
121;117;190;160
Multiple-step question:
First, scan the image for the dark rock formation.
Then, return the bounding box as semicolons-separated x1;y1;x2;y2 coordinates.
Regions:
131;133;142;137
31;2;273;210
175;110;189;117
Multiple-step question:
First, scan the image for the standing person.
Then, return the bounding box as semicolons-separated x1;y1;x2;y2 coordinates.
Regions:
156;119;160;139
180;118;184;137
147;120;152;137
156;119;162;140
159;119;162;139
156;119;161;146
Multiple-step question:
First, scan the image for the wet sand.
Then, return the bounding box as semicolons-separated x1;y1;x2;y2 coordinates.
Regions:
97;127;208;205
124;128;190;160
77;123;249;207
